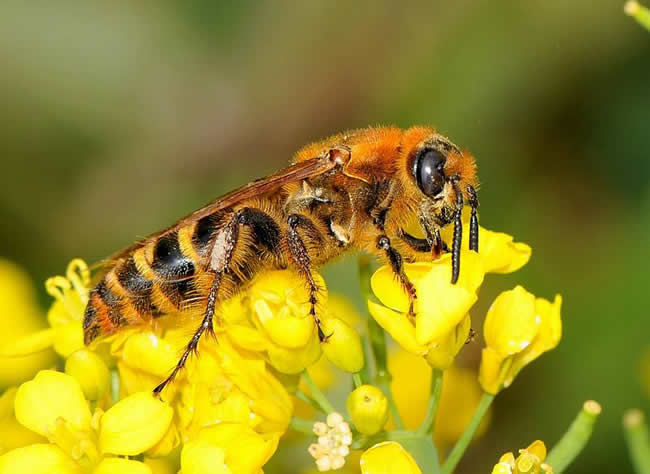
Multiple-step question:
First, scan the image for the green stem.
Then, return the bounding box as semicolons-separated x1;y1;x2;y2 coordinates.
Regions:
353;373;363;389
290;417;316;435
301;370;336;414
625;1;650;31
296;389;325;414
442;392;494;474
401;436;441;474
358;257;405;429
546;400;602;473
417;369;444;436
358;334;372;385
623;409;650;474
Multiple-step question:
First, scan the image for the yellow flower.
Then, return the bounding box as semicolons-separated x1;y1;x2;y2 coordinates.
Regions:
0;443;83;474
346;385;388;435
479;286;562;394
2;259;90;360
0;259;56;388
7;370;163;472
99;392;174;455
368;252;481;369
15;370;92;437
0;387;45;454
360;441;421;474
180;423;279;474
65;349;110;401
492;440;552;474
369;224;532;369
387;350;490;446
248;269;324;373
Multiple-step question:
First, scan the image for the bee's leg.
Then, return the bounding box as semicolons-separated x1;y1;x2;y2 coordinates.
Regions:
153;215;241;397
286;214;327;342
377;235;417;316
152;273;222;397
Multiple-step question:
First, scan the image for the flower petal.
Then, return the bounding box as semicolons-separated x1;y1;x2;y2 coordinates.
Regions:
93;458;152;474
99;392;173;455
371;263;431;313
266;330;321;374
360;441;422;474
181;439;232;474
0;388;46;451
505;295;562;387
120;332;180;378
483;286;538;356
194;424;278;474
367;301;426;355
478;228;531;274
0;444;82;474
64;349;110;401
15;370;91;437
0;329;56;357
478;347;507;395
424;313;471;370
415;267;477;345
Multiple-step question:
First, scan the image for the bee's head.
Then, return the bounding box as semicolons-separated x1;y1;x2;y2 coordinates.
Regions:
399;128;480;283
407;133;478;212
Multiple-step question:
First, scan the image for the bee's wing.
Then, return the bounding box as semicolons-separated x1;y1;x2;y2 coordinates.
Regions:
94;154;338;275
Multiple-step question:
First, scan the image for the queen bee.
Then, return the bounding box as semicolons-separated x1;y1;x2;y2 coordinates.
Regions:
82;126;479;395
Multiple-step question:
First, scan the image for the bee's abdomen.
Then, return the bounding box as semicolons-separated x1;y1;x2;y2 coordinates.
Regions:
83;221;212;345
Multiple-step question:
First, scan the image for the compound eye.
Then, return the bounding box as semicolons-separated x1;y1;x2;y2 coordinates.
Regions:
414;149;446;198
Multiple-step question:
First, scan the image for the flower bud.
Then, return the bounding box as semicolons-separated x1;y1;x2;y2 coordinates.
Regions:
321;317;364;373
99;392;173;455
346;385;389;435
64;349;110;401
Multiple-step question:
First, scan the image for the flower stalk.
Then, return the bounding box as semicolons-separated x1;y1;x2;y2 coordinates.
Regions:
442;392;495;474
625;1;650;30
623;409;650;474
546;400;602;473
416;369;443;436
359;256;405;430
301;370;336;414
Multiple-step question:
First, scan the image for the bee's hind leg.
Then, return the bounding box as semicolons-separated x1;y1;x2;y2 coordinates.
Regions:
153;214;241;398
152;273;221;398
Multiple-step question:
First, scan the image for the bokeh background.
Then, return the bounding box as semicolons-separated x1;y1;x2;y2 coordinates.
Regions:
1;1;649;472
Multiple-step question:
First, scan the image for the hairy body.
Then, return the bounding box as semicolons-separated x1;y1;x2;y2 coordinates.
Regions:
82;126;479;394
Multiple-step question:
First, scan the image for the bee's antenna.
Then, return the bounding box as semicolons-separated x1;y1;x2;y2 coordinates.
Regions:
467;185;479;252
451;180;463;284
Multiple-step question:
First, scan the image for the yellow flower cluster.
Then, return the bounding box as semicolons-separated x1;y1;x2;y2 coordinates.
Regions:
368;222;562;394
492;440;552;474
0;214;567;473
0;258;364;473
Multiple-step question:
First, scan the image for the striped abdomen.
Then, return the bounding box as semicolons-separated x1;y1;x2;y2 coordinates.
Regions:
82;205;286;345
82;211;225;345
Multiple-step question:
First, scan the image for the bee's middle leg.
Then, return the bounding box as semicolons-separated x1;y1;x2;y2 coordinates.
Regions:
377;235;417;316
286;214;328;342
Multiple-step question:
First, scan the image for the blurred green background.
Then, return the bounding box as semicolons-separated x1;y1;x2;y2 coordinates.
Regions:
1;1;649;472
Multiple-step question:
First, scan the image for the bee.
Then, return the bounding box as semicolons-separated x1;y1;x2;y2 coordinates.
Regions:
82;126;479;395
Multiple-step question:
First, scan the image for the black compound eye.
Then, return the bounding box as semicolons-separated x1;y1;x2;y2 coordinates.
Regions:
414;149;446;198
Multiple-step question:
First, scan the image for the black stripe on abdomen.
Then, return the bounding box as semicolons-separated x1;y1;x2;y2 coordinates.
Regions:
117;258;154;315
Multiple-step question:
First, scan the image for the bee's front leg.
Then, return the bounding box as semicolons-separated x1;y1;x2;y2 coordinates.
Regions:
286;214;328;342
376;235;417;317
